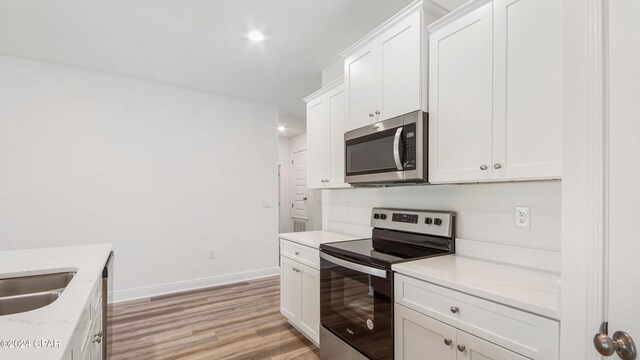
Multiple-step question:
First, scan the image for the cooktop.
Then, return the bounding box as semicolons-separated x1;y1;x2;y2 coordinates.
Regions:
320;207;456;269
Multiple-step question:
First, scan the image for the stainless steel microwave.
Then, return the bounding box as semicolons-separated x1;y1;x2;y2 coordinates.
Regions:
344;111;427;185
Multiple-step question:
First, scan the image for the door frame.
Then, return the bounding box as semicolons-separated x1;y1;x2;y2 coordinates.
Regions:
561;0;608;358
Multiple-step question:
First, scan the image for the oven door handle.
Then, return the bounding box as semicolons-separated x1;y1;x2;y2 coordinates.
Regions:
393;127;403;171
320;253;388;278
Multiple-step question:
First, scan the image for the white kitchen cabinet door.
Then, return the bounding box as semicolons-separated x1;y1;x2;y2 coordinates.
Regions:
344;43;379;132
379;10;422;121
457;331;528;360
492;0;562;180
428;3;494;183
395;304;457;360
299;263;320;344
90;309;103;360
327;85;349;188
280;257;301;323
306;97;329;189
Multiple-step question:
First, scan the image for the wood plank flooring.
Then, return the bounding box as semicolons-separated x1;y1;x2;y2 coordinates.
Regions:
110;276;319;360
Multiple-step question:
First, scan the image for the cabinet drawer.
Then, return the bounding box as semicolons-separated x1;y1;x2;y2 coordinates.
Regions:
395;274;558;359
280;239;319;270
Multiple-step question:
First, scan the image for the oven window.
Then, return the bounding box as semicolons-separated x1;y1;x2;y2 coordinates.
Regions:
346;127;402;176
330;271;375;326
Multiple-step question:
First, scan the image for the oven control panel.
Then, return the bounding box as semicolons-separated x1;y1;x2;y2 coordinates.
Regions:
370;208;455;238
391;213;419;224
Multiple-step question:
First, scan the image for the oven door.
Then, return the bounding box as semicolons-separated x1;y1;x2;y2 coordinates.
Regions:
320;252;393;360
344;111;425;185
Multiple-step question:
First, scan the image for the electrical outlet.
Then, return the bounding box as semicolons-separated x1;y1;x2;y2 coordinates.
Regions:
209;250;215;260
515;206;530;228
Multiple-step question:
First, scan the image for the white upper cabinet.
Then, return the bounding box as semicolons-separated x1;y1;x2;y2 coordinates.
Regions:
380;10;422;121
343;2;425;132
304;79;350;190
428;2;493;183
306;96;329;189
428;0;563;183
328;86;347;186
491;0;563;179
345;44;379;131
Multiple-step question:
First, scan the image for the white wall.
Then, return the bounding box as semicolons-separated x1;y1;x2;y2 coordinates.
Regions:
0;55;280;301
322;181;561;264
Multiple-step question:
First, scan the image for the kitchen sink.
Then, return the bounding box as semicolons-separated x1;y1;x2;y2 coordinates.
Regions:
0;272;76;316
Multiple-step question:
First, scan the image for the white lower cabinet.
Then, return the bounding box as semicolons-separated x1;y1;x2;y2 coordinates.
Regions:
280;240;320;344
396;304;527;360
68;277;103;360
394;274;559;360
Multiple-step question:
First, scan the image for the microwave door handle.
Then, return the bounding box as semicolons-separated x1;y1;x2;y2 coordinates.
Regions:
393;127;403;171
320;253;388;278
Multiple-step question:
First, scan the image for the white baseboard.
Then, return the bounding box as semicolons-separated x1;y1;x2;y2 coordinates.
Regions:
111;267;280;303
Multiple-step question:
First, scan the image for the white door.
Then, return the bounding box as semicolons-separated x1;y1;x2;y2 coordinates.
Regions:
395;305;457;360
457;331;528;360
291;150;308;220
280;257;301;322
306;97;329;189
492;0;562;180
299;263;320;344
428;3;494;183
345;43;379;131
379;10;422;121
595;0;640;357
327;85;349;188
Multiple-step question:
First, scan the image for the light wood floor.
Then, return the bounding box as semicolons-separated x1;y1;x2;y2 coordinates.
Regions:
110;276;319;360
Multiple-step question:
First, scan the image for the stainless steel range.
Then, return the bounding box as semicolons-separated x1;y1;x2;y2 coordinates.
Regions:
319;208;455;360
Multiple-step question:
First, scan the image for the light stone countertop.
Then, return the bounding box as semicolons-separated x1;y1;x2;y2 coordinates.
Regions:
393;254;561;320
278;230;367;249
0;244;113;360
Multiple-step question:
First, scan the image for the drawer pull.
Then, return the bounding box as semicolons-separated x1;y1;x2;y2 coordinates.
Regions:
444;338;452;346
450;306;459;314
295;251;300;256
457;344;466;352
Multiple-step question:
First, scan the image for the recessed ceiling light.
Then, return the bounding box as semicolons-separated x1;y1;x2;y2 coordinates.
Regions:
248;31;265;42
277;126;286;132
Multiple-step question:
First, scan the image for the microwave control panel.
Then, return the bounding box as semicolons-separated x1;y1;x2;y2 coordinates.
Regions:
404;123;417;170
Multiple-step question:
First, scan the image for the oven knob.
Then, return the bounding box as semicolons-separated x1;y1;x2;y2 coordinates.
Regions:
425;217;433;225
434;218;443;226
374;213;380;219
380;214;387;220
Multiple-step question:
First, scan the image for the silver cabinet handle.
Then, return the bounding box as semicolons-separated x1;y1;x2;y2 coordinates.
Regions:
480;165;488;170
393;127;404;171
294;251;300;256
450;306;459;314
594;331;637;359
444;338;452;346
457;344;466;352
375;110;380;115
494;163;502;169
92;331;103;343
369;113;374;117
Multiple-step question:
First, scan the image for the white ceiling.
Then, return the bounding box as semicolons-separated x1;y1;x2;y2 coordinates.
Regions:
0;0;415;130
